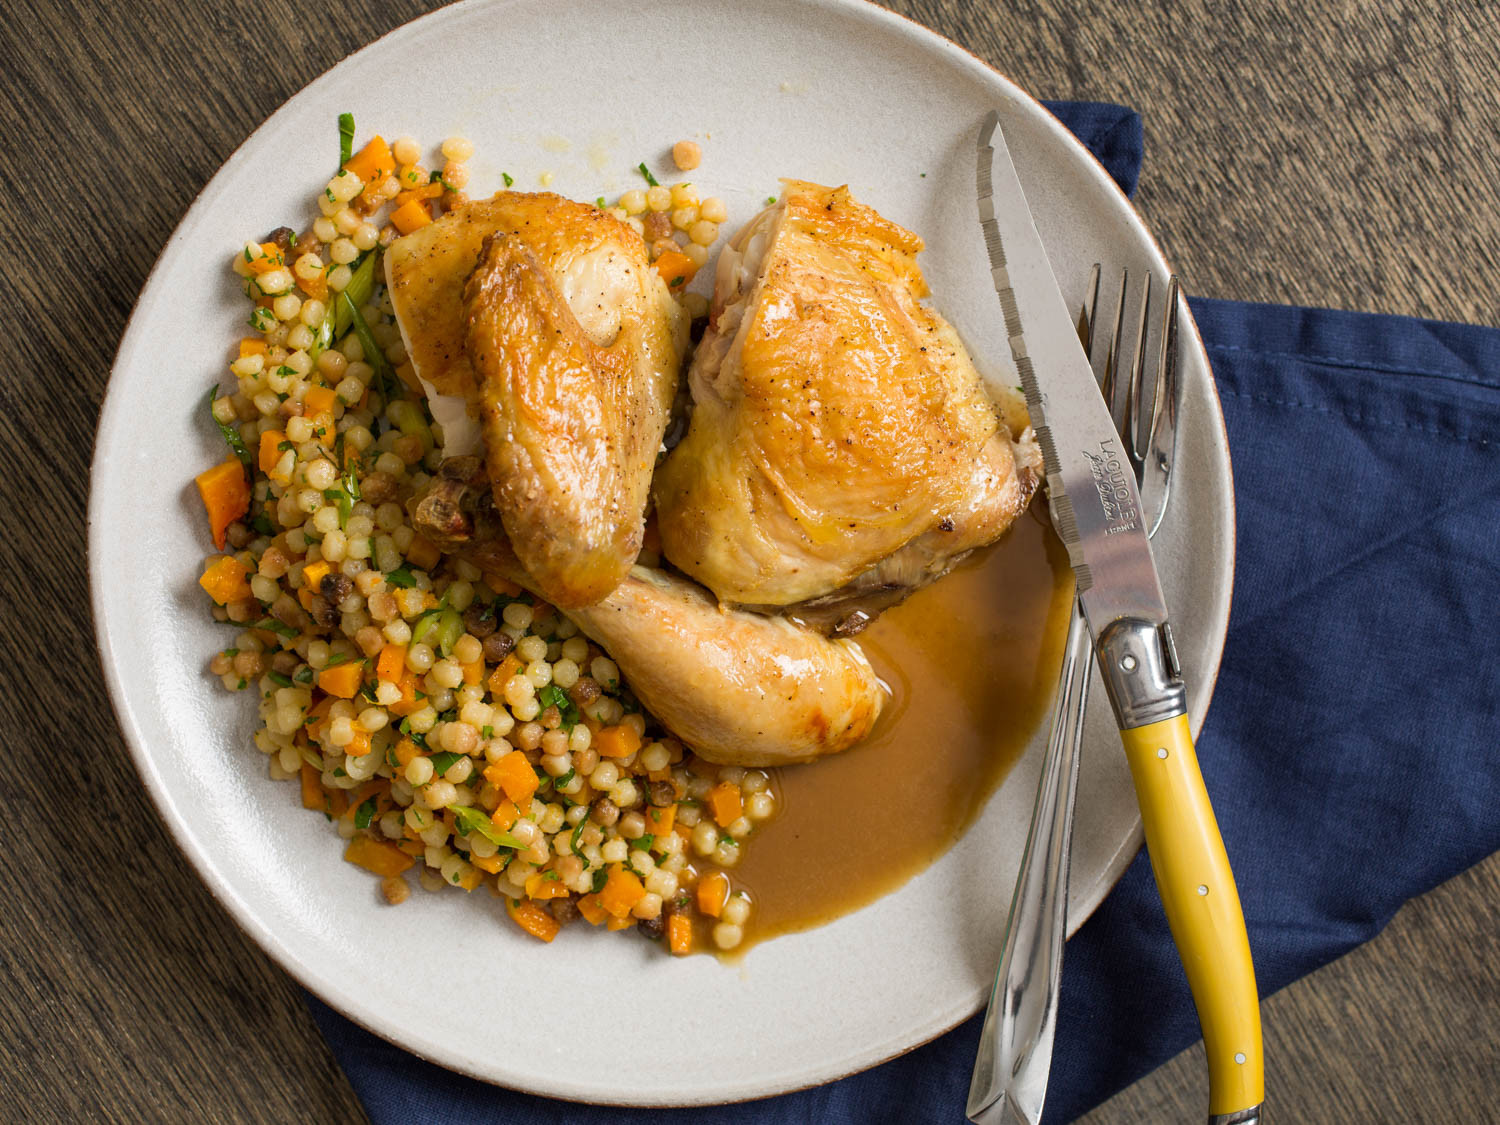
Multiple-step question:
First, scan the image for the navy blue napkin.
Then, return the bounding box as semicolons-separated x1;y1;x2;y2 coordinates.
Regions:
306;101;1500;1122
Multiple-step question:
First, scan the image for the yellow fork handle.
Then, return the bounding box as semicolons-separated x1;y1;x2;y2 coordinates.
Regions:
1120;713;1264;1117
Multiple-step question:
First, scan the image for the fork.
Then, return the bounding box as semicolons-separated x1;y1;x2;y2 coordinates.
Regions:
967;267;1182;1125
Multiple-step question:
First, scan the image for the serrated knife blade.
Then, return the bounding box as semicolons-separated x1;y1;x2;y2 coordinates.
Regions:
976;110;1169;637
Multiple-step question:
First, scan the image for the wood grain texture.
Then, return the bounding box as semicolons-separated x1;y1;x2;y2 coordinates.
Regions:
1;0;1494;1122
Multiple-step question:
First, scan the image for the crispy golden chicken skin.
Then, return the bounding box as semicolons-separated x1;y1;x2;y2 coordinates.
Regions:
386;192;685;608
653;181;1037;613
412;462;886;766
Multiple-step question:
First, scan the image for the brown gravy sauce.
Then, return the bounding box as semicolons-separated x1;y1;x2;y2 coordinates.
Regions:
732;509;1073;947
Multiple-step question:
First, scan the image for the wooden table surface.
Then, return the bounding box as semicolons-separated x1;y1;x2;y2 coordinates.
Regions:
4;0;1496;1120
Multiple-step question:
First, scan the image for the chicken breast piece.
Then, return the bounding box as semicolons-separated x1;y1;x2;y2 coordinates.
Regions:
653;180;1038;617
386;192;686;607
412;462;886;766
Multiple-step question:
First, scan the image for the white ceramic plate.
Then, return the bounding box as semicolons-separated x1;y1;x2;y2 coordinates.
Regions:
90;0;1234;1105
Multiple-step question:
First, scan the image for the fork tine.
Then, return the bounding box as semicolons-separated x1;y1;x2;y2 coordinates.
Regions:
1101;268;1128;428
1142;275;1182;539
1125;271;1153;480
1077;262;1101;361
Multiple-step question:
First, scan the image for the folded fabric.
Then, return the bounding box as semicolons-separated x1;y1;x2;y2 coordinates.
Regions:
307;101;1500;1123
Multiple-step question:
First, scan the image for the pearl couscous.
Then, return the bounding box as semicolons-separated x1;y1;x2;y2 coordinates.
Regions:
195;119;769;954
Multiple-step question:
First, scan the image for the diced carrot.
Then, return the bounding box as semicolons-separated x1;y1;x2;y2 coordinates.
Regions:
344;725;371;760
460;659;483;686
344;835;414;878
238;338;268;359
299;763;323;811
505;898;560;943
393;183;443;208
317;661;363;699
484;573;523;598
696;871;729;918
486;653;524;696
258;429;290;482
490;799;519;833
405;533;441;571
645;804;677;836
653;249;696;289
594;724;642;760
596;864;647;919
297;269;329;301
605;914;635;932
576;894;608;926
707;782;743;827
484;750;539;805
386;671;421;716
199;555;252;605
194;458;250;551
376;643;407;682
343;135;393;184
470;852;506;875
393;738;421;770
304;384;338;414
305;696;335;738
300;559;332;592
666;911;693;955
524;872;571;901
395;837;425;857
390;198;433;235
247;242;284;274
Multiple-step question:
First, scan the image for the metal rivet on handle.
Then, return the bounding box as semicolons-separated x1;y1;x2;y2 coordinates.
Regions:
1156;747;1168;759
1120;654;1137;671
1196;885;1208;896
1235;1053;1247;1065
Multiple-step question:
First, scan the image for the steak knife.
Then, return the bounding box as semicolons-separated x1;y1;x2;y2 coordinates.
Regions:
968;110;1263;1125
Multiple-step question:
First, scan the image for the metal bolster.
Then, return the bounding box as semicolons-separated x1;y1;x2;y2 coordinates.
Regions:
1095;618;1187;729
1208;1107;1262;1125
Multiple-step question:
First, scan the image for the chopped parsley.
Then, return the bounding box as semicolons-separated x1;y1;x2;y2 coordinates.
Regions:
204;386;253;474
385;566;417;588
450;804;528;849
322;487;353;528
536;683;581;730
502;172;514;187
595;196;606;208
427;751;463;777
353;795;377;830
293;666;315;685
552;768;576;790
628;834;655;854
570;822;586;856
267;671;293;688
252;617;299;638
591;868;608;894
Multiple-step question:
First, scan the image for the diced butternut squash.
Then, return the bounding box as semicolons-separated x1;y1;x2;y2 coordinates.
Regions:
317;661;363;699
343;135;393;184
596;864;647;919
486;653;524;695
344;835;414;878
707;782;743;827
645;804;677;836
375;643;407;682
386;671;420;716
300;559;332;592
194;458;250;551
299;763;323;811
258;428;286;473
576;894;608;926
696;871;729;918
667;911;693;955
304;384;338;414
653;249;696;288
484;750;539;805
525;872;571;901
390;198;433;235
505;898;560;943
490;799;519;833
238;337;268;359
470;852;506;875
594;724;642;760
199;555;252;605
605;914;635;932
460;659;483;686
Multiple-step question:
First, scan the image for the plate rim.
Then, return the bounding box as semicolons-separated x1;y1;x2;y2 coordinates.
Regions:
88;0;1235;1104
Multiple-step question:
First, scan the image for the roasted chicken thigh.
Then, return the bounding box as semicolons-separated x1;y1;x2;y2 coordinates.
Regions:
412;462;886;766
387;192;685;608
653;181;1038;624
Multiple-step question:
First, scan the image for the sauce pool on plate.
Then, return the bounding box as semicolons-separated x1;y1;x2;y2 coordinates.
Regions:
733;508;1073;946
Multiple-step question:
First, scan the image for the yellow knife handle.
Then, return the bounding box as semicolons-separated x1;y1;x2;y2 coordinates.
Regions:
1120;713;1263;1118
